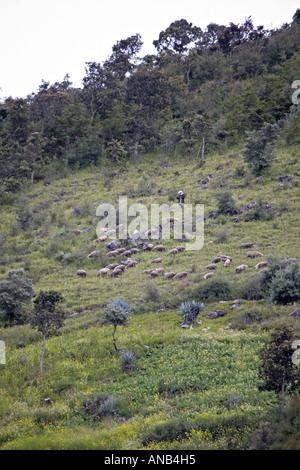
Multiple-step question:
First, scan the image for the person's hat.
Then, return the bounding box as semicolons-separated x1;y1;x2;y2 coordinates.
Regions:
178;190;183;195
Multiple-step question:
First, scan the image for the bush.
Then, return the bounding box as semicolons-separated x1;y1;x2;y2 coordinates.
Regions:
15;203;33;231
135;172;153;197
250;398;300;450
249;199;274;221
269;262;300;305
259;255;290;289
259;257;300;304
145;281;161;302
240;276;266;300
215;229;230;244
141;418;192;446
82;394;120;420
231;308;264;330
190;278;233;301
0;269;34;325
214;189;236;215
258;326;300;403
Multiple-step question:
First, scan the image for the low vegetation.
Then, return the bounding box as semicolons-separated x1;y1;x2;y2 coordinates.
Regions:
0;9;300;450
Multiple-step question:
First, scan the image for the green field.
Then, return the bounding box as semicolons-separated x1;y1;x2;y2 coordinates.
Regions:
0;145;299;450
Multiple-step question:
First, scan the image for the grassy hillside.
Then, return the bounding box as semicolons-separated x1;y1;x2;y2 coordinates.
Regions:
0;143;299;450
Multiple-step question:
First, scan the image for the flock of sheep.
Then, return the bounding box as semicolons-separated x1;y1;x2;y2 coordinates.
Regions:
202;243;267;280
75;220;271;283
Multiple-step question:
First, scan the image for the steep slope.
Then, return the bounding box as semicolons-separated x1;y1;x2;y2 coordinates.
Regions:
0;144;299;450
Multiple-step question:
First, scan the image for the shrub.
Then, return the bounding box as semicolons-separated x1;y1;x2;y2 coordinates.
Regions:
214;189;236;215
145;281;161;302
0;269;34;325
259;257;300;304
191;278;233;301
259;326;300;406
135;172;153;197
250;398;300;450
141;418;192;446
259;254;290;289
249;199;274;221
231;308;264;330
82;394;120;420
15;203;33;231
240;277;266;300
215;229;230;244
269;262;300;305
168;187;178;202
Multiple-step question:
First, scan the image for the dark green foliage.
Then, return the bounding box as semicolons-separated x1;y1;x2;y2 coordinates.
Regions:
105;139;128;168
31;291;64;335
30;290;64;374
153;19;202;54
259;255;291;289
249;199;275;221
141;418;192;446
250;397;300;450
0;269;34;325
258;326;300;404
1;13;300;190
243;122;280;175
190;278;233;301
259;257;300;304
214;189;236;215
240;277;266;300
269;262;300;305
104;34;143;80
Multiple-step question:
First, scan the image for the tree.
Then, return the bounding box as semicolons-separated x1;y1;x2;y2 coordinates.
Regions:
292;8;300;23
0;269;34;325
153;19;202;54
82;62;124;121
105;139;128;168
104;34;143;80
126;69;172;153
103;299;130;353
259;326;300;408
24;131;48;184
30;291;64;374
243;122;280;175
1;98;32;146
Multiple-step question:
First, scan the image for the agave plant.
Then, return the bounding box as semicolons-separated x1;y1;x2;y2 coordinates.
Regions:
109;297;130;313
121;350;135;372
179;301;205;326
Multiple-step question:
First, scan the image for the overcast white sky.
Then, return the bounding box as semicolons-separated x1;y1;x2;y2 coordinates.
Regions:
1;0;299;99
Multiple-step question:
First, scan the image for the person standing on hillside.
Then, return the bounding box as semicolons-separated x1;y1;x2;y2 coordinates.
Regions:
177;190;185;207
